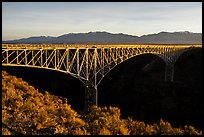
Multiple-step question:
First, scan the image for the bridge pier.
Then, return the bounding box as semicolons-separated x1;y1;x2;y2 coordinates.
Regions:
165;63;174;82
84;82;98;112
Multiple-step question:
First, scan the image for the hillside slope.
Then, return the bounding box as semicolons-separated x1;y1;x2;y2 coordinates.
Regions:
2;71;202;135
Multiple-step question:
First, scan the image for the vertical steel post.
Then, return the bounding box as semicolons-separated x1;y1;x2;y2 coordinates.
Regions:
109;48;111;68
101;48;104;77
6;50;9;64
77;49;80;76
84;48;98;112
32;50;34;65
94;48;98;106
84;81;98;112
84;48;89;112
41;49;43;67
165;62;174;82
57;49;59;69
25;50;27;65
66;49;69;72
86;48;89;80
16;50;19;64
54;49;57;69
45;50;47;67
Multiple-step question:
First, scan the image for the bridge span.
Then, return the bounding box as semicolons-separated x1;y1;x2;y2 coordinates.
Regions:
2;44;202;111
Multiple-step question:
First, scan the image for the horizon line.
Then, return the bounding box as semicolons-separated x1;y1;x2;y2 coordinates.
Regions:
3;30;202;41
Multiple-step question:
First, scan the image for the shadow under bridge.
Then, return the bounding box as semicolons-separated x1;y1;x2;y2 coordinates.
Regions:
2;44;201;111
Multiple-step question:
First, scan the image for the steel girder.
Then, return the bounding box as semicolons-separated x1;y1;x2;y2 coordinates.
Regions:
2;44;202;111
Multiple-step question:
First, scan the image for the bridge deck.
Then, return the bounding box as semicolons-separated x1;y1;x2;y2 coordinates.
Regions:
2;44;202;49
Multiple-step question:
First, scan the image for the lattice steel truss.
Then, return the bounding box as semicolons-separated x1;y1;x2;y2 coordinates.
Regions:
2;44;202;111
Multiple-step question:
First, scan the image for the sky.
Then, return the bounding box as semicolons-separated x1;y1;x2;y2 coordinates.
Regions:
2;2;202;41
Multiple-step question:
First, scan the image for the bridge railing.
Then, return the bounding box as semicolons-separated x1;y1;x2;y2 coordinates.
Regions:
2;44;201;50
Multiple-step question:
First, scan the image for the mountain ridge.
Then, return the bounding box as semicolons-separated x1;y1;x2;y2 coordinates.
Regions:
2;31;202;44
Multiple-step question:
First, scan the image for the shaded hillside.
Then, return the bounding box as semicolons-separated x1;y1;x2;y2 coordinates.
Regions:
2;67;85;112
2;71;86;135
2;71;202;135
2;31;202;44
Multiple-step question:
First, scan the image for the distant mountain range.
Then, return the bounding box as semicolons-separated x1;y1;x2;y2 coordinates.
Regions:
2;31;202;44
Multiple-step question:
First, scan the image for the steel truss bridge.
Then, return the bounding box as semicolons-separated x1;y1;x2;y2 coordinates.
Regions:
2;44;202;111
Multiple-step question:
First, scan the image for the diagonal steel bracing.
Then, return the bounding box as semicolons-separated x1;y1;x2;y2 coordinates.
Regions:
2;44;202;111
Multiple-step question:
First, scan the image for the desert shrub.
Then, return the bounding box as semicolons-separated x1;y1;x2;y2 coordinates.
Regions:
124;117;150;135
152;119;182;135
183;125;202;135
124;118;202;135
2;71;202;135
2;127;13;135
85;105;129;135
2;71;88;135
